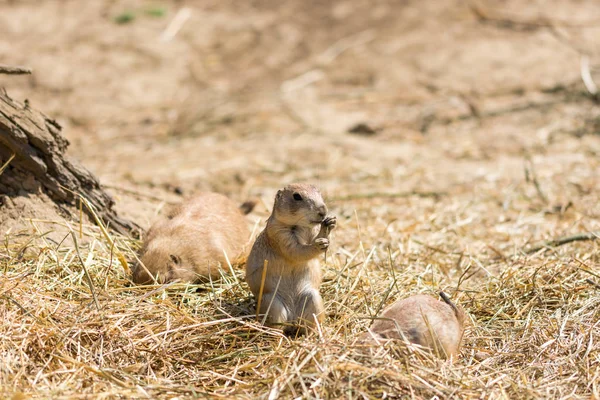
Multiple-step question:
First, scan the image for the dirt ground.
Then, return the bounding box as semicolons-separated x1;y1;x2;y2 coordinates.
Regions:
2;0;599;227
1;0;600;398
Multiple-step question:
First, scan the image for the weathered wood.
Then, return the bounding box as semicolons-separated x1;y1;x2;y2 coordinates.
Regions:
524;231;599;254
0;90;140;236
0;64;32;75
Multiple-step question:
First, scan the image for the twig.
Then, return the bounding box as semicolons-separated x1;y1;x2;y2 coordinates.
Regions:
160;7;192;42
524;158;549;205
411;238;452;255
261;274;282;326
0;153;15;177
372;248;398;319
280;70;325;94
468;2;545;29
71;231;100;311
316;29;376;66
468;1;599;29
136;280;182;302
222;248;244;293
255;260;268;321
486;244;507;262
573;258;600;280
68;190;130;274
2;294;43;323
331;190;446;202
524;231;600;254
51;354;128;387
455;261;475;292
0;64;32;75
585;278;600;290
580;55;599;99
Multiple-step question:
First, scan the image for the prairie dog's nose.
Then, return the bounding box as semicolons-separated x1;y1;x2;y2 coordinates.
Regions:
317;205;327;220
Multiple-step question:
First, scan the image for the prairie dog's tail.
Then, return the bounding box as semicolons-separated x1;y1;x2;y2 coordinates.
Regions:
239;199;258;215
439;291;466;325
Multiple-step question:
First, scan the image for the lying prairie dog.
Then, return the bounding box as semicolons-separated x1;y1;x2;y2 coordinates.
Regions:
363;292;466;359
132;192;255;285
245;183;336;335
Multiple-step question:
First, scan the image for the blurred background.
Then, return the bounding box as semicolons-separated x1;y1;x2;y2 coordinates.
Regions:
2;3;600;397
1;0;599;230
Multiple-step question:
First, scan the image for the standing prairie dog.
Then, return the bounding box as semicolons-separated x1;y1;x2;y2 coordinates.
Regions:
364;292;466;359
132;192;254;285
245;183;336;335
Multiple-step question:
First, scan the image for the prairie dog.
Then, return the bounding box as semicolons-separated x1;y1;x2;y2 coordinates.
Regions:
364;292;466;359
132;192;254;285
245;183;336;335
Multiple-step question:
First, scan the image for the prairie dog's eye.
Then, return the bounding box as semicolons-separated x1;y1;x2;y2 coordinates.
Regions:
293;193;303;201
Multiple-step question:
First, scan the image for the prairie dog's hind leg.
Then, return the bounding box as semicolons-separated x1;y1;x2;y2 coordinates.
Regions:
296;288;324;329
257;293;289;327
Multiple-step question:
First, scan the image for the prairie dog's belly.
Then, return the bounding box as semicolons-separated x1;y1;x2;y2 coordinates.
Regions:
279;262;318;293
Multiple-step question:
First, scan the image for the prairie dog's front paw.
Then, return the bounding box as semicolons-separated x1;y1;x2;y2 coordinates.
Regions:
314;238;330;251
322;215;337;231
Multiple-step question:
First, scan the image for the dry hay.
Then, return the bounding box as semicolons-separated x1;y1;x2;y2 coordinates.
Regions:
2;0;600;398
1;189;599;400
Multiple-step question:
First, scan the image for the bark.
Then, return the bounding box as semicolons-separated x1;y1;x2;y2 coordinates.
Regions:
0;88;139;236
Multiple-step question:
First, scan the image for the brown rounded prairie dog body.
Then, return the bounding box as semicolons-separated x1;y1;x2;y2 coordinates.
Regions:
132;192;253;285
365;292;466;359
245;183;336;334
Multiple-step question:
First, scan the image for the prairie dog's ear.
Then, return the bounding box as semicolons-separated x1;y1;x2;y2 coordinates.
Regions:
275;190;283;200
169;254;181;265
239;199;257;215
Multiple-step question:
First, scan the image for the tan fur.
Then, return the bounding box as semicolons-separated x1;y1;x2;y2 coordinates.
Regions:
245;183;336;334
132;192;252;284
364;293;466;359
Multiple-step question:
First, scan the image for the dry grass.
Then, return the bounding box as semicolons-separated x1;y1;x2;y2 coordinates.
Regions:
2;0;600;398
1;189;599;399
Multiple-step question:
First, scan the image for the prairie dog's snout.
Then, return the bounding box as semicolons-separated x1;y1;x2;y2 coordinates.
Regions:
364;292;466;359
245;183;336;336
273;185;329;227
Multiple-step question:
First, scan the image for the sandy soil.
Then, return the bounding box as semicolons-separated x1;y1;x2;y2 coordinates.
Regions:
1;0;599;232
1;0;600;398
